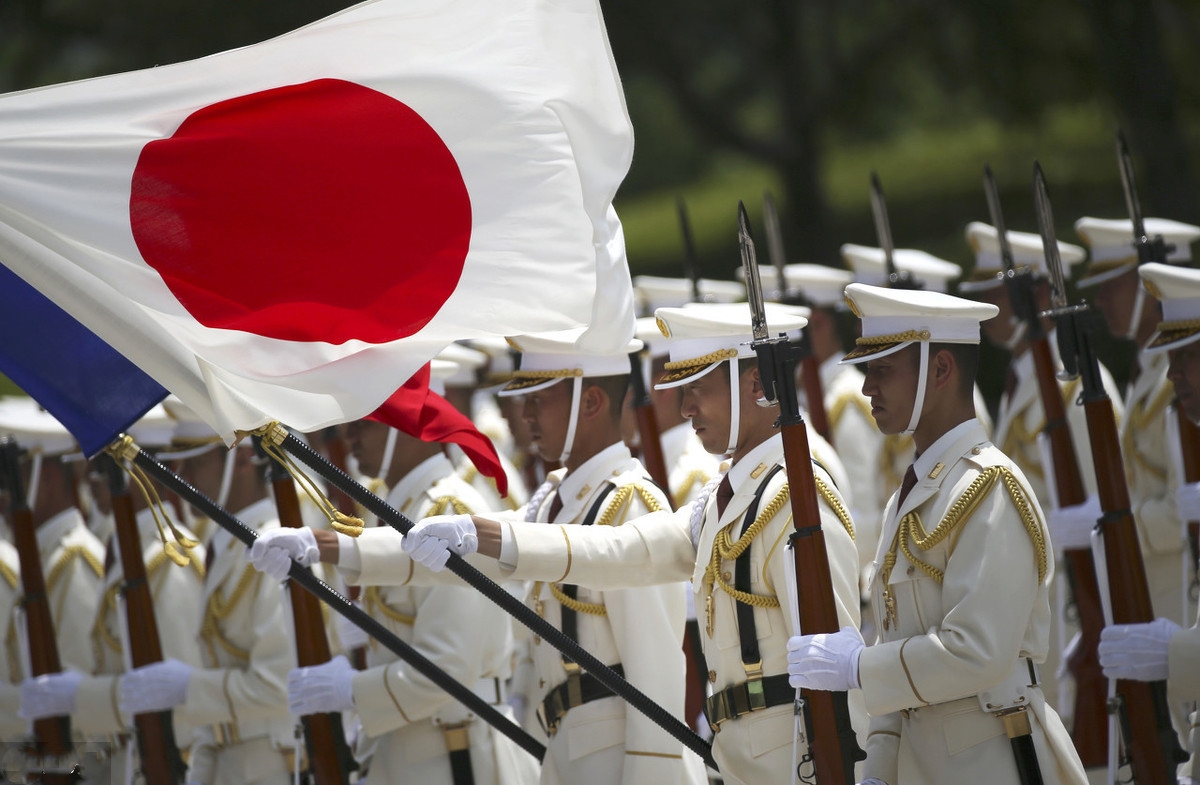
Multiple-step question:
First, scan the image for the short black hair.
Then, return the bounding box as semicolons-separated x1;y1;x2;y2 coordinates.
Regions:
931;342;979;397
587;374;630;420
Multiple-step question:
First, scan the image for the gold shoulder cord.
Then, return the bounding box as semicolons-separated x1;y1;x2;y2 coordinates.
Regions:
425;496;475;517
0;561;16;590
672;469;710;510
536;483;665;618
46;545;104;592
247;422;364;537
91;584;123;664
200;564;260;662
828;393;874;432
1122;382;1174;483
879;466;1047;631
703;484;789;619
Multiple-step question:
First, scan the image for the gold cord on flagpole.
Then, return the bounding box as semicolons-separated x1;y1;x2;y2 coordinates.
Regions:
245;422;364;537
106;435;198;567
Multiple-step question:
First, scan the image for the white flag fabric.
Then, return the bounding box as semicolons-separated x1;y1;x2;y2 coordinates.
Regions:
0;0;636;438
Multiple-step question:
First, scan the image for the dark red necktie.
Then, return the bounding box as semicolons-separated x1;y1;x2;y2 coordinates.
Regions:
547;491;564;521
898;464;918;506
715;475;734;518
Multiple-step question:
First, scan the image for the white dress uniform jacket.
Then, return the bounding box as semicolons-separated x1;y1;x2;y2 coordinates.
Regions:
858;419;1085;785
1167;602;1200;781
35;508;104;675
353;452;537;785
0;539;22;738
185;499;295;785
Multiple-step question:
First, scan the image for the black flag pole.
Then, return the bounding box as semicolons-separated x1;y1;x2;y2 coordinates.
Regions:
119;439;547;762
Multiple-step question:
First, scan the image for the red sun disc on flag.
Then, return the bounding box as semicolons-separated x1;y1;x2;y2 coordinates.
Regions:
130;78;471;345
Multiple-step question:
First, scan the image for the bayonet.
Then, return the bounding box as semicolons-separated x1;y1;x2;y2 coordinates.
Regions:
869;172;917;289
1033;161;1087;382
1115;130;1173;265
676;197;703;303
738;201;772;348
985;164;1042;338
762;190;789;301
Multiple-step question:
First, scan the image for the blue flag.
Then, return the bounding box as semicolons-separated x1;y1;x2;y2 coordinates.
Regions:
0;263;166;456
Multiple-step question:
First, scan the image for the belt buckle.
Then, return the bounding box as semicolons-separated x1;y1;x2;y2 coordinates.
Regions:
440;720;472;752
563;661;583;709
743;659;766;712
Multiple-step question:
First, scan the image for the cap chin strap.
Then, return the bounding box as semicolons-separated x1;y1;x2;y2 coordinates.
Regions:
27;453;43;515
726;358;741;456
216;447;238;509
904;342;930;436
376;427;399;489
1003;318;1027;352
1126;286;1146;342
558;377;583;466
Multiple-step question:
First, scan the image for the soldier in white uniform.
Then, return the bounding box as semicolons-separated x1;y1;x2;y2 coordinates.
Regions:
120;400;296;785
264;359;537;785
959;222;1126;723
1100;261;1200;784
1076;216;1200;626
0;537;22;740
382;305;865;785
252;328;705;785
788;282;1086;785
19;405;207;783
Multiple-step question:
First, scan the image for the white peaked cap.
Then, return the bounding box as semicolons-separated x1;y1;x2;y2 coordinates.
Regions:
959;221;1086;293
126;403;175;449
0;397;77;455
461;335;518;386
633;275;745;314
652;302;809;389
1140;263;1200;353
840;283;998;364
840;244;961;292
783;264;855;308
1075;217;1200;287
499;327;642;396
158;395;225;460
435;343;488;388
428;358;459;396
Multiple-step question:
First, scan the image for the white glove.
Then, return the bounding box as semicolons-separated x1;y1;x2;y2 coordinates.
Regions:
1098;617;1180;682
1175;480;1200;523
334;602;370;651
288;655;356;716
19;670;83;719
119;658;193;714
786;625;864;692
1046;496;1101;552
400;514;477;572
248;527;320;581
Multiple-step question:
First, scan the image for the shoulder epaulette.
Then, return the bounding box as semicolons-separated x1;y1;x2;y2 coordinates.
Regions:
425;495;476;517
46;545;104;593
828;392;873;431
0;559;16;590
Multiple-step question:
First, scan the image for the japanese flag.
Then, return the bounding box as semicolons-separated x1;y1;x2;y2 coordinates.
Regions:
0;0;636;439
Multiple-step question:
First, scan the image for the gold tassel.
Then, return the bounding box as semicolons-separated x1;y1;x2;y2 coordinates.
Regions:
105;435;197;567
245;422;364;537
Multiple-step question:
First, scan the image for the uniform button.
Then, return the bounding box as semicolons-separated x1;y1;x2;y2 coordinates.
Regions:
972;446;982;455
539;679;545;689
906;565;915;576
708;670;717;683
722;571;731;582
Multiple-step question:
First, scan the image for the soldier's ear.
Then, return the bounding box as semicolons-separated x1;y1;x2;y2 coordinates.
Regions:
930;348;956;391
578;381;607;421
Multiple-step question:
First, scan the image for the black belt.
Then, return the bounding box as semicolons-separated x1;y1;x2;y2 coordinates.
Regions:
705;673;793;730
441;722;474;785
539;663;625;735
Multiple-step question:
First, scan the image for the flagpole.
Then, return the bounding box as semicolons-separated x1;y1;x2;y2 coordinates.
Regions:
276;430;719;770
123;442;548;761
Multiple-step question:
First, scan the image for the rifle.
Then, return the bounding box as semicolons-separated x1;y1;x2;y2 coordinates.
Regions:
628;352;672;508
739;202;863;784
99;453;187;785
0;438;76;783
676;197;703;304
983;164;1108;766
763;190;833;445
869;172;920;291
1034;162;1186;783
257;436;356;785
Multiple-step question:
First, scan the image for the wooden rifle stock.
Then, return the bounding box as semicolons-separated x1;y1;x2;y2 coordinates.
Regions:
1085;395;1186;783
1028;338;1108;765
799;355;832;446
1;440;74;781
266;458;355;785
1177;407;1200;603
102;456;186;785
